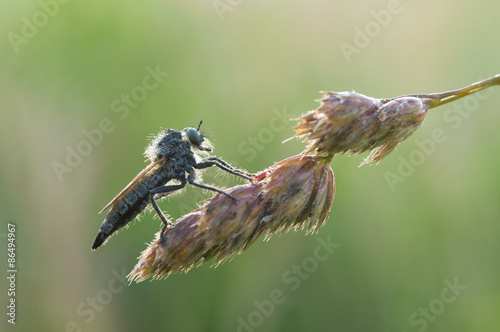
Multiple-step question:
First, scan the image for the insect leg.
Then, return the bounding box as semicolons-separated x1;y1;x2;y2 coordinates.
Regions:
149;178;187;225
187;169;237;201
195;157;254;181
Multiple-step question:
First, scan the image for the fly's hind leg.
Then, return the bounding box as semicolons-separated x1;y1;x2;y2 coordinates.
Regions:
149;178;187;225
195;157;254;181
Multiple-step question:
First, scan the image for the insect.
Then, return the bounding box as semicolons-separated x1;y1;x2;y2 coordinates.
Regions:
92;121;253;250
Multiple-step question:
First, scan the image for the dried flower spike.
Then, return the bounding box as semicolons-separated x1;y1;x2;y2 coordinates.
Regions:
128;154;335;282
291;75;500;165
291;91;430;165
127;75;499;282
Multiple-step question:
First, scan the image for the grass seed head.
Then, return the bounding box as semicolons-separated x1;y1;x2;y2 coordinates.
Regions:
128;154;335;282
291;91;430;165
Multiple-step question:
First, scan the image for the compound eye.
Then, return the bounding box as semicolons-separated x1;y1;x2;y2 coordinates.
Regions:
186;127;202;146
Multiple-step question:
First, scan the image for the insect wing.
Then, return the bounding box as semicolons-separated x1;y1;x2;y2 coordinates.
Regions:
98;157;166;214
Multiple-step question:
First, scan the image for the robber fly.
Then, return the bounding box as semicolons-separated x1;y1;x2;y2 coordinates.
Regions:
92;121;253;250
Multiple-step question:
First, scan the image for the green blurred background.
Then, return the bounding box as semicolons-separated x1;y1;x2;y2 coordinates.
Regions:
1;0;499;331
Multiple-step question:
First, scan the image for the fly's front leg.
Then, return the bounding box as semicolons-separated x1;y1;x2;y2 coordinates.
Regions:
196;157;254;181
149;178;187;225
187;169;237;201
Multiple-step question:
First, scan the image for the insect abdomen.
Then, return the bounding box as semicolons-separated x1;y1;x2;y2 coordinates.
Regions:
92;171;169;250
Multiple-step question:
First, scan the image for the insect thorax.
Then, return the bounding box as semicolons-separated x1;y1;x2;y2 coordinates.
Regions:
145;129;200;168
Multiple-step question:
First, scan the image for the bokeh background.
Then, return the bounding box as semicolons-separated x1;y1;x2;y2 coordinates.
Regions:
1;0;499;331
